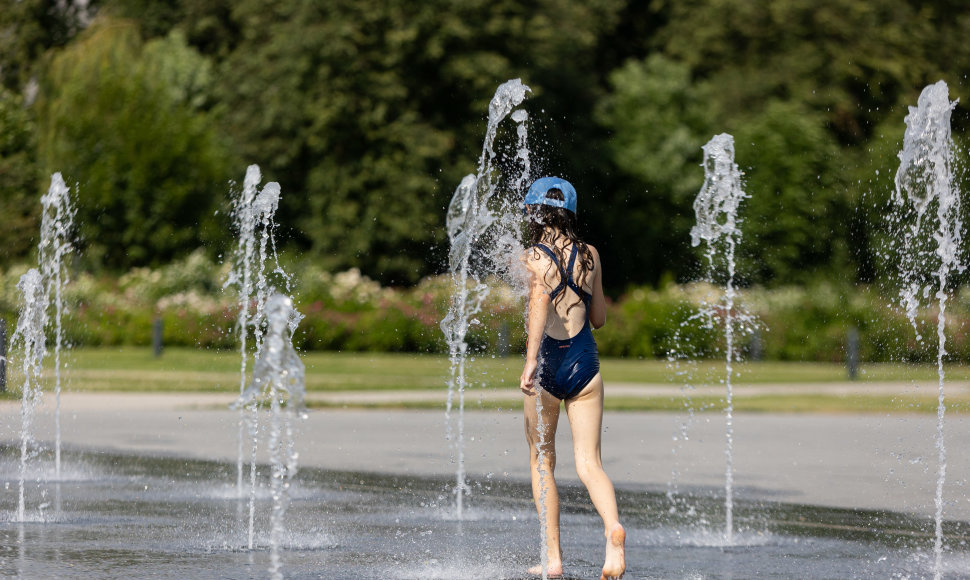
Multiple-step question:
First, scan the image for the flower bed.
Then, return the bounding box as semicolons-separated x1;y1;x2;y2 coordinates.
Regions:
1;252;967;363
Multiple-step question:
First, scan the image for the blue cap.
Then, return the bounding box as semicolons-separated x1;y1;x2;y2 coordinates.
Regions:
523;177;577;213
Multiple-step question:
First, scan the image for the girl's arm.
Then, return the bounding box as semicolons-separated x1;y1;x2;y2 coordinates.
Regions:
520;255;550;395
588;245;607;329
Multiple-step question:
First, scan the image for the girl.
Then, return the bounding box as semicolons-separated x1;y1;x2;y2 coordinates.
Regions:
519;176;625;580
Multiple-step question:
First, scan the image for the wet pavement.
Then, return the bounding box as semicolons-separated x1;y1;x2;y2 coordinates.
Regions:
1;449;969;579
3;392;970;577
2;392;970;520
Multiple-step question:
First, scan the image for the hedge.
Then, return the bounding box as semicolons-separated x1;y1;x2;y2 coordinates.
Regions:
2;251;969;363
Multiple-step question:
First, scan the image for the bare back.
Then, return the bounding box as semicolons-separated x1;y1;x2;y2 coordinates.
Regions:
525;241;603;340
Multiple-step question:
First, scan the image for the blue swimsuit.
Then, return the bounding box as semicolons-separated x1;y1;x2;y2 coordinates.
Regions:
533;244;600;400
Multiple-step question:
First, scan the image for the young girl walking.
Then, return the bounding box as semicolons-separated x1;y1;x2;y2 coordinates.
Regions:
519;176;625;580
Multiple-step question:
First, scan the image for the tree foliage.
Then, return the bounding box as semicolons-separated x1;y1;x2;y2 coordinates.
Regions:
597;0;970;286
731;101;849;284
2;0;970;290
0;0;89;91
205;0;625;283
0;89;41;265
35;19;230;268
595;55;716;283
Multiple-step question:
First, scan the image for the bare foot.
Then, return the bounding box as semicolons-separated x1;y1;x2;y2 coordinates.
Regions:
600;523;625;580
527;560;563;578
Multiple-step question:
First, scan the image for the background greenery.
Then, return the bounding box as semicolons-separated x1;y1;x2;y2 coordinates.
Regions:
2;1;970;364
3;0;970;288
2;251;968;364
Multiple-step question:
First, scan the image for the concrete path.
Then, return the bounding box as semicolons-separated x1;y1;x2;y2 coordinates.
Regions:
2;390;969;521
98;379;965;406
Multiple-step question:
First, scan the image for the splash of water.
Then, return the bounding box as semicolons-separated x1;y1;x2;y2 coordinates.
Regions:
507;106;548;576
441;79;531;521
223;164;291;547
37;173;76;480
10;269;48;523
689;133;751;544
533;391;551;580
890;80;962;580
233;293;306;580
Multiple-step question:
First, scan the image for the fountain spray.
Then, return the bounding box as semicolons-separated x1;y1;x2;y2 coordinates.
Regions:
224;165;290;547
10;269;48;522
8;174;75;520
891;80;963;580
690;133;751;544
233;293;306;580
38;173;76;480
441;79;531;520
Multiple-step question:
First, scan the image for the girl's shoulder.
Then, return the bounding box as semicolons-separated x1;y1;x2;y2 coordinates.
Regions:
585;243;601;265
520;244;553;269
523;243;556;258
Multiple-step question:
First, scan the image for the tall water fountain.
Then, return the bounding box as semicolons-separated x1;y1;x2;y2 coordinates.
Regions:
9;270;47;523
890;80;963;580
223;164;291;548
688;133;752;544
232;293;307;580
37;173;75;480
7;174;75;522
441;79;532;520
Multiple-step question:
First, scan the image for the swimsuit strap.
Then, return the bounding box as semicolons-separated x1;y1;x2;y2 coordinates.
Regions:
534;244;567;299
534;243;591;305
563;245;590;305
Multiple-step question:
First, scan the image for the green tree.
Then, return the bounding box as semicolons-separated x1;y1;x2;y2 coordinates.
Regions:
0;0;89;91
214;0;625;284
0;88;41;265
595;0;970;287
594;54;717;284
731;100;849;284
36;18;231;269
653;0;932;144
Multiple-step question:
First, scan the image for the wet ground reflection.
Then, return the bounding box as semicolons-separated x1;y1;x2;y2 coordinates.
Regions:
1;447;969;579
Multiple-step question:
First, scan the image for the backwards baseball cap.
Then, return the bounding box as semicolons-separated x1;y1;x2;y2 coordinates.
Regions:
523;176;577;213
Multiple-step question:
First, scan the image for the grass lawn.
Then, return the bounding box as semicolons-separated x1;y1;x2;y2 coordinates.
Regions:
3;347;970;414
303;394;970;415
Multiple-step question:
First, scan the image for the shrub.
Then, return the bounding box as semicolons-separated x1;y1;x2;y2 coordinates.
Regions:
5;253;970;363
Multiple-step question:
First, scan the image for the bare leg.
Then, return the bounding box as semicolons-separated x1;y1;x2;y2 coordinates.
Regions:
564;373;625;580
524;389;563;577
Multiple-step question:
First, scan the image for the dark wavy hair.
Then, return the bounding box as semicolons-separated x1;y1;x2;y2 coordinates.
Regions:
525;189;594;314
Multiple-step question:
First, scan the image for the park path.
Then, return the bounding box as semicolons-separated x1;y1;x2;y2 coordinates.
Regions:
2;386;970;523
2;379;948;408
